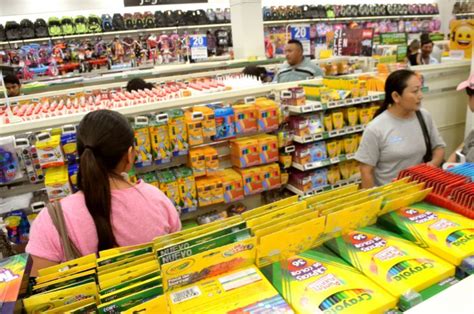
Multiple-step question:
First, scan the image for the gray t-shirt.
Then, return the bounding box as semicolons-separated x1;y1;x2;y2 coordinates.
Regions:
355;108;446;186
274;57;324;83
461;130;474;162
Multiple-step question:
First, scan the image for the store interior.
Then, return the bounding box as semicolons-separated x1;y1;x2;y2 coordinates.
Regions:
0;0;473;313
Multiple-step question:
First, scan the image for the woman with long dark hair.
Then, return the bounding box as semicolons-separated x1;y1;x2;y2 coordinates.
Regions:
355;69;445;188
26;110;180;275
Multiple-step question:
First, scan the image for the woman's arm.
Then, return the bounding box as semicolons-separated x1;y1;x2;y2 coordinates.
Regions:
359;163;376;189
428;146;445;167
447;143;465;163
30;255;59;277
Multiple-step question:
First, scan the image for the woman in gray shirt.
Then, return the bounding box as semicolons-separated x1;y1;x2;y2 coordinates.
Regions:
355;69;446;188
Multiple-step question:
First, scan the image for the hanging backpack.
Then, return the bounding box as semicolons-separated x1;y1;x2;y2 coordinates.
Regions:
101;14;113;32
143;12;155;28
74;16;88;34
112;14;125;30
133;13;145;29
263;7;272;21
34;19;49;38
183;11;196;26
48;17;62;36
224;8;231;23
215;8;226;23
173;10;185;26
124;13;135;30
0;24;6;41
6;21;22;40
88;15;102;33
154;11;166;27
20;19;35;39
206;9;217;24
61;17;75;35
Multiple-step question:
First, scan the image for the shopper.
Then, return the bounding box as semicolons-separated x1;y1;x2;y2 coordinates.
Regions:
3;74;22;97
407;39;420;66
126;77;154;92
447;74;474;163
355;69;446;188
419;38;439;65
243;65;271;82
26;110;181;275
274;39;324;83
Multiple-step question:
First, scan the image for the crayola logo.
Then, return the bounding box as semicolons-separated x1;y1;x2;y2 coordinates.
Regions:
165;259;195;276
319;289;373;314
287;258;326;281
401;208;437;224
348;232;386;252
387;259;434;282
446;229;474;247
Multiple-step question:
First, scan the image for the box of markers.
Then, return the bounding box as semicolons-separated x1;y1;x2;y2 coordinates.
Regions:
261;247;397;314
325;226;455;310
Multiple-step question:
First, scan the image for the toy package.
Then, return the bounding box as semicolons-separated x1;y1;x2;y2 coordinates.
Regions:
168;109;189;156
156;170;180;209
168;266;293;313
0;136;23;184
0;254;32;313
212;106;235;140
294;142;328;165
149;113;172;165
379;202;474;275
132;116;153;167
325;226;455;309
233;103;257;134
16;140;44;184
262;248;397;314
290;168;328;192
60;125;78;163
44;166;72;201
35;133;65;169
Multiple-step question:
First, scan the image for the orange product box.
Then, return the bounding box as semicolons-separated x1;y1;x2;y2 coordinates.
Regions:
236;167;264;196
195;177;213;207
208;176;224;205
233;104;257;134
185;111;204;146
261;163;281;191
220;169;244;203
230;137;261;168
255;98;279;131
188;148;206;177
193;106;216;138
203;146;219;175
255;134;279;164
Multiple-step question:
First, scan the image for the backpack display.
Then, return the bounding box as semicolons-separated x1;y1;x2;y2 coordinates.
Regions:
33;19;48;38
112;14;125;30
215;8;226;23
48;17;62;36
133;12;145;29
183;11;196;26
61;17;75;35
206;9;217;24
0;24;6;41
124;13;135;30
20;19;35;39
101;14;113;32
224;8;231;23
154;11;166;27
74;16;88;34
262;7;271;21
88;15;102;33
173;10;185;26
143;11;155;28
163;10;176;27
5;21;21;41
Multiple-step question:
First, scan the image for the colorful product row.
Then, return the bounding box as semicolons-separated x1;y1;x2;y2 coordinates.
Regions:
293;135;361;165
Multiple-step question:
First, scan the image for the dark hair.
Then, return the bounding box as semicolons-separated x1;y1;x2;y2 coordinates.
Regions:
467;87;474;97
243;66;268;81
375;69;417;117
420;33;433;47
126;78;154;92
3;74;20;86
287;39;303;52
76;110;134;251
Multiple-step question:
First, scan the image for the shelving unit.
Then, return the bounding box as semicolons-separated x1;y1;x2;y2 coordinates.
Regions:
293;124;366;144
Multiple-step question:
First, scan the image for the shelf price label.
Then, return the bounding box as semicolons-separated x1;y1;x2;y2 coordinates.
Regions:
190;35;208;60
290;24;311;56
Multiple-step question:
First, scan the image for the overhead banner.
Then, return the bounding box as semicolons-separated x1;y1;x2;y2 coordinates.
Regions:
334;29;374;57
124;0;207;6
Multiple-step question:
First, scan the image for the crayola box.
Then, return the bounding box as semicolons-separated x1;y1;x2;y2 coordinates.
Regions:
132;117;153;167
203;146;219;175
44;166;72;201
123;294;169;314
185;110;204;146
149;114;172;164
261;163;281;191
188;148;206;177
230;137;260;168
167;266;293;313
255;98;279;131
168;109;189;156
156;169;180;209
194;106;216;138
325;226;455;308
160;237;256;291
378;202;474;274
0;254;31;313
234;103;257;134
235;166;263;196
261;247;397;314
173;167;198;212
220;169;244;203
98;286;163;314
36;134;65;168
255;134;279;164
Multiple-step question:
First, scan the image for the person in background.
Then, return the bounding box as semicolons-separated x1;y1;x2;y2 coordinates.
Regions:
355;69;446;188
26;110;181;276
448;74;474;163
421;32;442;63
126;78;154;92
419;37;439;65
4;74;22;97
243;65;272;83
407;39;421;66
274;39;324;83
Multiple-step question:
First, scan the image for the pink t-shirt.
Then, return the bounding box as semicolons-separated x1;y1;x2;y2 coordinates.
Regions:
26;180;181;262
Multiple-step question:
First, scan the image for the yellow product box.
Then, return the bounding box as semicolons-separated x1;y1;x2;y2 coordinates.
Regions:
233;103;258;134
254;209;318;239
168;266;292;313
358;80;368;97
208;176;224;205
236;166;263;196
335;139;344;156
99;262;159;291
33;270;96;293
262;247;397;314
156;170;180;209
241;195;298;220
339;161;353;180
345;107;359;126
327;165;342;185
247;201;307;229
379;202;474;272
203;146;219;175
37;254;96;278
168;109;189;156
379;189;432;216
255;134;279;164
220;169;245;203
332;111;345;130
255;99;280;131
44;166;72;201
344;135;359;155
185;110;204;146
132;116;153;167
97;254;155;275
161;237;257;291
323;114;333;132
193;106;216;138
188;148;206;177
123;295;169;314
43;297;96;313
23;282;98;314
35;133;65;168
370;105;380;120
326;140;338;159
305;184;359;208
149;113;172;164
195;177;213;207
99;243;153;258
174;167;198;211
325;226;456;300
230;137;260;168
261;163;281;191
359;107;372;125
279;154;292;169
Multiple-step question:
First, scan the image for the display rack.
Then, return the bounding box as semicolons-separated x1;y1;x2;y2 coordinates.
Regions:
286;177;361;197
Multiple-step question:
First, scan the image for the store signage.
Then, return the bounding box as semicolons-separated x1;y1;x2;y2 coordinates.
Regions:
380;33;407;45
290;24;311;56
124;0;207;6
449;19;474;59
333;29;374;57
190;35;208;60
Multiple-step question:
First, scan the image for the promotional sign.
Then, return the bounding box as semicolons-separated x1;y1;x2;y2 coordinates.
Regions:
190;35;208;60
290;24;311;56
380;33;408;45
124;0;206;6
449;19;474;59
334;29;374;57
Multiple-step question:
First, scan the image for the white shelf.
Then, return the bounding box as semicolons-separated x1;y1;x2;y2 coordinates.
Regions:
292;153;356;171
293;124;366;144
287;178;361;197
454;12;474;17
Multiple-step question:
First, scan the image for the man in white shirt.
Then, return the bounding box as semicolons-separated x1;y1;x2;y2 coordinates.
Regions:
420;39;439;65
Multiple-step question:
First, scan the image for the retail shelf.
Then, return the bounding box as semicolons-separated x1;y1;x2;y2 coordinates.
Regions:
293;124;366;144
292;153;356;171
288;92;384;114
0;182;46;199
286;178;361;197
0;23;231;46
454;12;474;17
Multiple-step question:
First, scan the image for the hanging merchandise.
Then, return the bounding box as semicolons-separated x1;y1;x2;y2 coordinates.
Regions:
47;17;62;37
0;24;6;41
0;136;23;184
74;16;88;34
101;14;114;32
87;15;102;33
19;19;35;40
61;17;75;36
112;13;125;31
5;21;22;40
